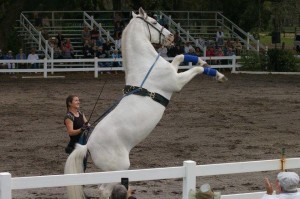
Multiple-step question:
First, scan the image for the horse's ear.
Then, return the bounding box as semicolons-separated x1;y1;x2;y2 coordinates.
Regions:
132;11;137;18
139;7;147;18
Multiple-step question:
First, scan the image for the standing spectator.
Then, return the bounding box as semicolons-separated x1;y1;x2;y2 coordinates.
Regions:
233;38;242;55
16;48;27;69
115;33;122;51
27;48;39;69
174;31;181;46
5;50;15;71
103;40;113;55
206;46;215;65
111;49;121;68
216;28;224;47
114;21;124;39
81;26;91;45
90;25;100;42
215;47;225;65
184;42;193;54
0;49;4;68
261;172;300;199
56;32;65;49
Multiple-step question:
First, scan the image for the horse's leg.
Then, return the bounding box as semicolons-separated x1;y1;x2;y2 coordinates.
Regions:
171;55;227;91
171;54;227;83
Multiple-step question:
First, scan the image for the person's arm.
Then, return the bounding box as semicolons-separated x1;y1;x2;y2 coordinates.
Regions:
65;118;81;136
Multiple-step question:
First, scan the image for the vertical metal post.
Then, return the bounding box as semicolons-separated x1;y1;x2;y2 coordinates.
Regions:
182;161;196;199
38;31;42;50
231;55;236;73
0;172;12;199
247;33;250;50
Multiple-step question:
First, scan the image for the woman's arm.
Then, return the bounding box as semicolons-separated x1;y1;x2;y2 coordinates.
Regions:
65;118;81;136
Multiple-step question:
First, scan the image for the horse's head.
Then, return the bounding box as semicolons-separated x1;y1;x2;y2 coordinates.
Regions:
131;8;174;47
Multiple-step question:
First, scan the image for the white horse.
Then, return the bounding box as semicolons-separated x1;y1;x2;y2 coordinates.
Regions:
65;8;227;199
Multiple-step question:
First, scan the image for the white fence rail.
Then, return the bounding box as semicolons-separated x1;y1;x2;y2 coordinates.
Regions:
0;56;241;78
1;158;300;199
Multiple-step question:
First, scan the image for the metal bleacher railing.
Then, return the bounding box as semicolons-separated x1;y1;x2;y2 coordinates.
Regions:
18;10;264;61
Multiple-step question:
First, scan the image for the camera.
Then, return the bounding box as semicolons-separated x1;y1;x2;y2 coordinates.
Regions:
121;177;129;190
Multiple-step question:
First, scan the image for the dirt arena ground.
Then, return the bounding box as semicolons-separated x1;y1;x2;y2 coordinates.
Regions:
1;72;300;199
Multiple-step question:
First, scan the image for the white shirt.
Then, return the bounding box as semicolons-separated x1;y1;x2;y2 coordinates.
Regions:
27;54;39;61
261;192;300;199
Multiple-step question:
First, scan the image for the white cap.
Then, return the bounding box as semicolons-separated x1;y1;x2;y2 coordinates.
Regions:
277;172;299;192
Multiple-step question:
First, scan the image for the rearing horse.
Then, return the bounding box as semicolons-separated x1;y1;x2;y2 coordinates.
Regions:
65;8;227;199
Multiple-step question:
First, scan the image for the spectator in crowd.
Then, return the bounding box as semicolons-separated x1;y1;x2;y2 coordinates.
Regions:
111;49;122;69
174;31;182;46
233;38;242;55
195;36;206;48
216;27;224;47
194;47;202;57
226;47;235;56
56;32;65;49
215;47;225;65
42;15;51;27
82;26;91;45
41;28;49;40
0;49;4;68
62;38;74;59
157;45;168;58
53;45;63;59
5;50;15;71
206;46;215;65
114;21;124;39
184;42;193;54
115;33;122;51
96;34;106;47
27;48;39;69
83;39;94;58
110;184;136;199
96;46;109;68
90;25;100;42
103;40;113;55
16;48;27;68
261;172;300;199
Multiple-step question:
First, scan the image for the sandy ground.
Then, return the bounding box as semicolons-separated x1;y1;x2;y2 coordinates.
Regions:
0;72;300;199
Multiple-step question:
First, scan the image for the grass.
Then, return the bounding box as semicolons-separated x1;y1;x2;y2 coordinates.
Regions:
259;32;295;49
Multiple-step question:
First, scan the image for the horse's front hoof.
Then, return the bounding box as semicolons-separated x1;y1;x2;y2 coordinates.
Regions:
217;75;228;83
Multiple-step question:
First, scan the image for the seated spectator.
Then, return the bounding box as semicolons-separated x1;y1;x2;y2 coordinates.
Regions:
225;47;235;56
206;46;216;65
110;184;136;199
96;46;109;67
96;35;106;47
83;39;94;58
215;47;225;65
16;49;27;69
103;40;113;55
195;47;202;57
42;16;51;27
111;49;122;68
62;38;74;59
189;183;221;199
82;26;91;44
184;42;193;54
53;46;63;59
27;48;39;69
157;46;168;58
261;172;300;199
5;50;15;71
233;38;242;55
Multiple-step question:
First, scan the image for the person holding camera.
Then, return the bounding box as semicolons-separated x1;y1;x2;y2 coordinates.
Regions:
110;184;136;199
261;172;300;199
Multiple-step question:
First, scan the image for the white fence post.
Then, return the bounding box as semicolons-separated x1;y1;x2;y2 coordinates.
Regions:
0;172;12;199
94;57;98;78
43;58;47;78
182;160;196;199
231;55;236;73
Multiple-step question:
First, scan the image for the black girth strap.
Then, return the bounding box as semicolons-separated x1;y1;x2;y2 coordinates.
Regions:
123;85;169;107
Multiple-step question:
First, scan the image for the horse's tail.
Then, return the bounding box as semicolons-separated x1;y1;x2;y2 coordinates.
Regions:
64;144;88;199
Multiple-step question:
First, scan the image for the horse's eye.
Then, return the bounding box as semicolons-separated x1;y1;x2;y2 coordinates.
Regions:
152;21;157;25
